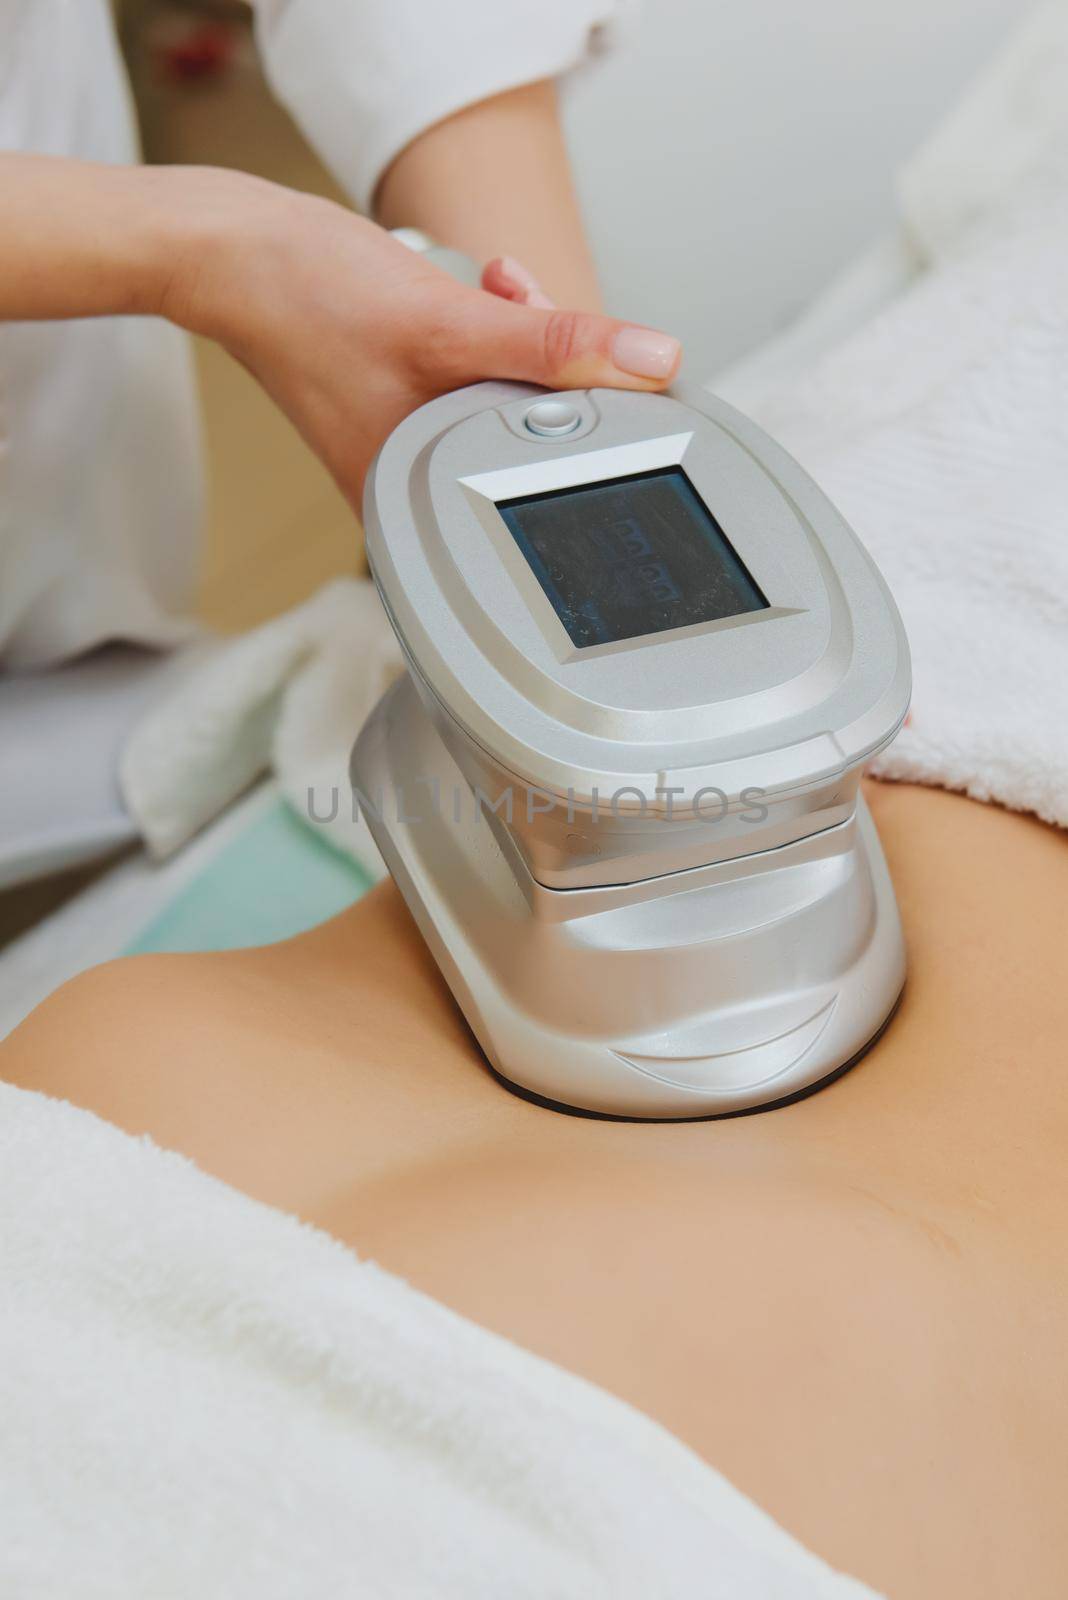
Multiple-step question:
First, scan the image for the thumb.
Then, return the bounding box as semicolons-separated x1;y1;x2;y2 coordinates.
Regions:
438;289;682;393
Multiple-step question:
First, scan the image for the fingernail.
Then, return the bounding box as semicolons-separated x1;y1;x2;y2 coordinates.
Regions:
612;326;681;380
492;256;556;307
498;254;539;293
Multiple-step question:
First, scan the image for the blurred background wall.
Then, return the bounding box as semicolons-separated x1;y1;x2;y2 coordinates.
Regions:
565;0;1024;375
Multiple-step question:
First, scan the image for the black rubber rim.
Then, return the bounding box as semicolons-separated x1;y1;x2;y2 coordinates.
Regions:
485;987;905;1124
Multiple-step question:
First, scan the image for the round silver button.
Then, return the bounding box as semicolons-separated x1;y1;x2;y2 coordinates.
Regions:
524;399;582;437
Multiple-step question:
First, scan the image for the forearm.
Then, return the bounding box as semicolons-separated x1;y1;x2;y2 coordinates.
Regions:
374;80;601;311
0;154;190;322
0;152;304;350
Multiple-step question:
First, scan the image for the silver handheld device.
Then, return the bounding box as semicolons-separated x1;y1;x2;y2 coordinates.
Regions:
353;383;909;1118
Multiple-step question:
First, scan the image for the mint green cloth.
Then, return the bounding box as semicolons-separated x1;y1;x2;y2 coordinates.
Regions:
125;801;372;956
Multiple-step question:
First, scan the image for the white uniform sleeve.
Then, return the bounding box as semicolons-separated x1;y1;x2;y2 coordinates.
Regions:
249;0;630;215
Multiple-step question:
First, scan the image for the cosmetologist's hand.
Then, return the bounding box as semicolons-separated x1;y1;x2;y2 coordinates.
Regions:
0;157;681;509
161;169;681;505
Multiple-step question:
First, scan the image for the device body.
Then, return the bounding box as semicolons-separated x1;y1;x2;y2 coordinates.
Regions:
353;383;910;1117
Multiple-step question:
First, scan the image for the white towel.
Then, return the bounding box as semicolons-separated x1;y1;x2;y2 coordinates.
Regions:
0;1081;877;1598
741;1;1068;827
120;577;403;876
896;0;1068;266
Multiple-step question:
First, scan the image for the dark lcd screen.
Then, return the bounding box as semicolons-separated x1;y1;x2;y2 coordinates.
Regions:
496;466;768;650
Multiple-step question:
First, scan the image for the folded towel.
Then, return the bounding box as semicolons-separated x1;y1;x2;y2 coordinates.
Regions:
0;1081;877;1598
740;4;1068;828
120;577;402;876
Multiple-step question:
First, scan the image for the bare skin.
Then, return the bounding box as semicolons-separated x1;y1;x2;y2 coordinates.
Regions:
4;779;1067;1599
376;79;602;312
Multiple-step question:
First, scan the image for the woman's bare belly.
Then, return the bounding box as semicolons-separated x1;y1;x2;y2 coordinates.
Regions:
4;780;1068;1598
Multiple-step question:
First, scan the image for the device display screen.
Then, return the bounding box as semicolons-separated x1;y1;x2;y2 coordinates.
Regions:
496;466;768;649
